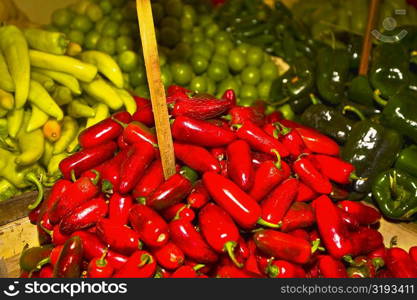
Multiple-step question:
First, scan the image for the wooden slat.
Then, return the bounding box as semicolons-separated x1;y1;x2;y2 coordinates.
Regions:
0;191;39;226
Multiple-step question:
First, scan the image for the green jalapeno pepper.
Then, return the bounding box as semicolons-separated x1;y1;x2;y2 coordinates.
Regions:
20;245;54;273
342;119;403;195
348;75;375;107
395;145;417;178
373;169;417;221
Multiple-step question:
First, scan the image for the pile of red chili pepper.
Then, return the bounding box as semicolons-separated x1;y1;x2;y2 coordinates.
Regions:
21;86;417;278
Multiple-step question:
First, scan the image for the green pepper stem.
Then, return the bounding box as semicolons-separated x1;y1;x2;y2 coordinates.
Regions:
91;169;101;185
257;218;282;229
70;169;77;183
221;114;232;121
309;93;320;105
349;172;367;182
179;166;198;183
230;124;243;131
342;105;366;121
270;149;282;170
373;89;388;107
26;173;44;210
224;241;243;269
371;257;385;270
172;204;189;221
111;117;128;128
136;197;147;205
273;122;291;136
267;264;279;278
138;253;153;268
311;238;324;254
96;249;108;268
193;264;206;271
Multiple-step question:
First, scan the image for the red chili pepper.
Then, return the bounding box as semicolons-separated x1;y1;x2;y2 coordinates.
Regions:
132;159;164;200
265;112;282;124
87;251;114;278
59;196;108;235
267;260;306;278
295;182;318;202
280;128;306;158
172;91;235;120
243;240;265;276
386;247;417;278
261;178;299;226
129;204;169;248
59;141;117;180
53;236;83;278
251;151;274;168
108;193;133;226
96;218;141;255
330;184;350;200
119;141;155;194
49;245;63;267
211;147;226;161
70;231;127;270
132;96;154;126
234;120;289;157
161;203;195;222
174;142;220;173
203;172;277;229
99;148;129;193
170;265;204;278
368;247;387;263
295;127;340;156
172;116;236;147
184;259;213;274
227;140;254;191
113;250;156;278
339;209;360;231
309;154;356;184
287;229;311;241
281;202;315;232
39;265;53;278
293;157;332;194
52;225;69;245
220;160;228;177
167;85;190;98
249;153;290;202
313;195;353;259
28;207;41;224
345;256;380;278
117;134;130;150
41;180;73;213
122;121;158;147
152;242;185;270
147;167;196;210
253;229;311;264
216;264;261;278
229;106;264;127
410;247;417;265
350;227;384;256
49;174;100;224
318;255;348;278
338;201;381;225
199;203;242;268
154;267;171;278
78;112;131;149
187;180;210;209
169;219;219;264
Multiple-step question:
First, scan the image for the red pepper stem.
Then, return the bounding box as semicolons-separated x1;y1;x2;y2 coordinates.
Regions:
267;264;279;278
311;238;324;254
193;264;206;271
136;197;146;205
138;253;153;268
273;122;291;136
70;169;77;182
96;249;109;268
342;105;366;121
371;257;385;270
35;257;51;272
26;173;44;210
101;180;113;194
221;114;232;121
257;218;282;229
270;149;282;170
173;204;190;221
349;172;367;181
111;117;128;128
224;241;243;269
343;255;355;265
90;169;101;185
230;124;243;131
39;221;52;236
373;89;388;107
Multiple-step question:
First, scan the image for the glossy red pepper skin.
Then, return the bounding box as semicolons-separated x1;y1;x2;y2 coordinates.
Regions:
187;181;210;209
280;129;306;158
167;85;190;98
249;160;291;202
235;120;289;157
314;196;353;259
49;176;99;224
203;172;261;229
87;254;114;278
59;141;117;180
227;140;254;191
50;245;63;267
70;231;127;270
410;247;417;265
368;247;388;263
243;240;265;276
174;143;220;173
251;152;274;168
281;202;315;232
339;210;360;231
254;230;311;264
132;159;164;200
229;106;264;127
261;178;299;225
295;127;340;156
386;248;417;278
309;155;355;185
267;260;306;278
152;242;185;270
129;204;169;248
265;112;282;124
172;116;236;147
132;96;154;126
211;147;226;161
122;121;158;147
113;250;156;278
39;265;53;278
288;229;311;241
295;182;318;202
52;225;69;245
42;180;72;212
318;255;348;278
53;236;83;278
338;201;381;225
169;219;218;264
172;91;235;120
99;148;129;193
108;193;133;226
119;142;155;194
147;173;193;210
216;265;258;278
96;218;140;255
78;112;131;149
117;134;130;150
161;203;195;222
59;196;108;235
199;203;241;266
293;157;332;194
350;227;384;256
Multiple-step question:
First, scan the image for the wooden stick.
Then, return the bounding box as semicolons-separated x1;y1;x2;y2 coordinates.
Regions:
359;0;381;76
136;0;176;179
